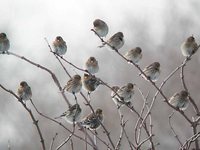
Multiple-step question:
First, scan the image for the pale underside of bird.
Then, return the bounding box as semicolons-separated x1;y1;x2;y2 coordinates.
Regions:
93;19;109;38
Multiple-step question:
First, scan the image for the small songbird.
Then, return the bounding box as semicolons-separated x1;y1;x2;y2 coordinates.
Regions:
99;32;124;51
17;81;32;101
140;62;160;82
84;57;99;74
92;19;109;37
64;75;82;100
169;91;189;111
124;47;142;64
82;74;101;93
80;109;103;130
52;36;67;55
55;104;82;124
0;33;10;54
111;83;135;107
181;36;199;57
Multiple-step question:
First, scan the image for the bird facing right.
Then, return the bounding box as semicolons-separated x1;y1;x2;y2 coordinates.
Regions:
169;91;189;111
99;32;124;51
17;81;32;101
92;19;109;37
52;36;67;55
0;33;10;54
111;83;135;107
140;62;160;82
55;104;82;124
181;36;199;57
80;109;103;130
124;47;142;64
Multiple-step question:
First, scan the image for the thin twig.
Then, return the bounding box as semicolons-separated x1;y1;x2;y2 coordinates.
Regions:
168;112;183;146
56;126;75;150
49;133;58;150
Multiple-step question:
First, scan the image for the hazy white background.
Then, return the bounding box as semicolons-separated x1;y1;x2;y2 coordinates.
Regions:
0;0;200;149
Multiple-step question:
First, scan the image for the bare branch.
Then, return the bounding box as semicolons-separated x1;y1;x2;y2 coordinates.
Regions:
49;133;58;150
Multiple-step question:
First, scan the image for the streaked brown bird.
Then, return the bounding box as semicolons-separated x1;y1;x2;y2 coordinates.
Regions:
17;81;32;101
169;91;189;111
99;32;124;51
52;36;67;55
55;104;82;124
124;47;142;64
64;75;82;100
84;57;99;74
93;19;109;37
181;36;199;57
0;33;10;54
111;83;135;108
82;73;101;94
140;62;160;82
80;109;103;130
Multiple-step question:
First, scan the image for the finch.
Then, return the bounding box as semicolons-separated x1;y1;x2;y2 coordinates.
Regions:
52;36;67;55
0;33;10;54
93;19;109;37
17;81;32;101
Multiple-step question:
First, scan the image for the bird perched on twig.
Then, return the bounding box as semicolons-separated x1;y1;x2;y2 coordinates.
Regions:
79;109;103;130
55;104;82;124
169;91;189;111
140;62;160;82
84;57;99;74
99;32;124;51
124;47;142;64
111;83;135;108
64;75;82;100
17;81;32;101
92;19;109;38
181;36;199;57
0;33;10;54
82;74;101;94
52;36;67;55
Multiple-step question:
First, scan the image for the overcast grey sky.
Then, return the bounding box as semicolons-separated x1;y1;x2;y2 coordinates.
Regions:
0;0;200;149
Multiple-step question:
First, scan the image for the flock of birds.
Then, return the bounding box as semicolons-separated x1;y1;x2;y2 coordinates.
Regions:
0;19;199;131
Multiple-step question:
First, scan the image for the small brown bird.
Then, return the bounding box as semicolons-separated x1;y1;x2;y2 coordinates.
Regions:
55;104;82;124
99;32;124;51
82;74;101;94
84;57;99;74
111;83;135;107
64;75;82;100
169;91;189;111
124;47;142;64
93;19;109;37
140;62;160;82
52;36;67;55
80;109;103;130
181;36;199;57
17;81;32;101
0;33;10;54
